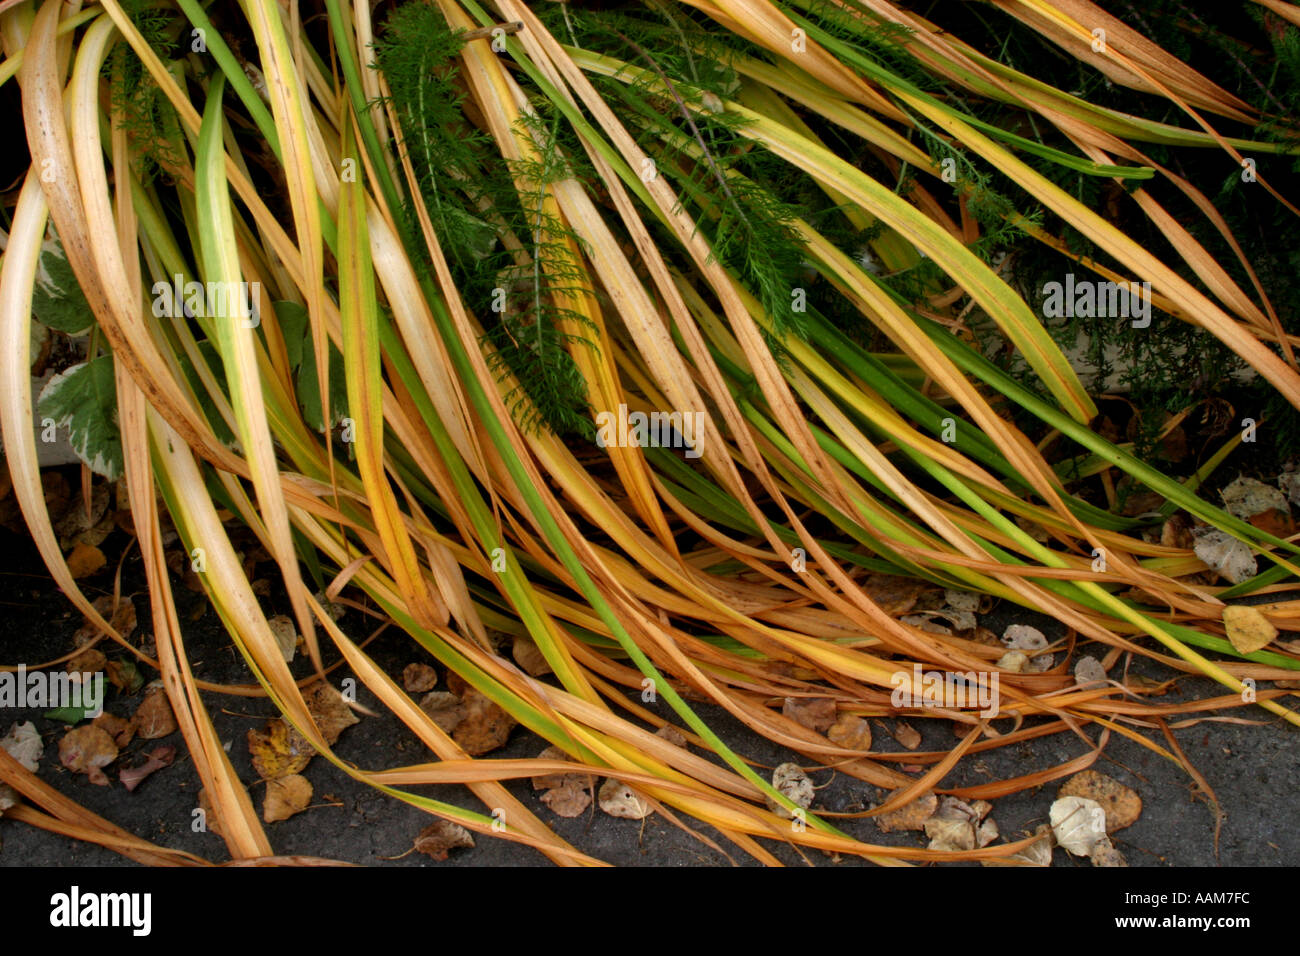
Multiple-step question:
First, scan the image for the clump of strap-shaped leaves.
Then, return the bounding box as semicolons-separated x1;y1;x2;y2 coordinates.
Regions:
1;0;1299;865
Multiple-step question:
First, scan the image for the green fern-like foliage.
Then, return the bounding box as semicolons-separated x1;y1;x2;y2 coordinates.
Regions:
374;5;597;438
106;0;184;185
542;4;815;349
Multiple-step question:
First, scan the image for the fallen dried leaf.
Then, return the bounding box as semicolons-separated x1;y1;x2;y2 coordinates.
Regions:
1193;529;1256;584
1160;514;1195;550
861;574;925;615
418;691;465;734
65;648;107;676
1223;605;1277;654
996;650;1029;673
58;725;118;785
1059;771;1142;832
445;676;515;756
65;543;106;579
511;635;551;676
654;725;688;748
1221;476;1288;520
599;778;651;819
132;681;177;739
304;681;359;745
1248;508;1295;538
530;745;595;791
1050;795;1109;857
248;719;314;780
782;696;837;733
92;712;134;748
976;817;999;847
827;714;872;751
764;762;814;819
263;773;313;822
2;721;42;771
198;788;224;838
413;819;475;861
541;781;592;818
267;615;297;663
1002;624;1049;651
1091;836;1127;867
874;792;938;833
402;663;438;693
892;721;921;750
1279;471;1300;507
1074;657;1108;688
120;745;175;792
982;824;1053;867
925;813;975;851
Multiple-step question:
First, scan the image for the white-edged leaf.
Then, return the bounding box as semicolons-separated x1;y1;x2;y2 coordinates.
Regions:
36;356;122;480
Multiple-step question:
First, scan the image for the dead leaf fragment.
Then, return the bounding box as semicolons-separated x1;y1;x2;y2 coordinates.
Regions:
66;648;107;676
598;778;651;819
1193;529;1256;584
197;788;225;838
892;721;921;750
874;792;937;833
983;824;1053;867
248;719;314;780
1160;514;1194;550
267;615;297;663
1223;605;1277;654
93;712;135;748
1091;837;1128;867
541;782;592;818
511;635;552;677
1074;656;1107;688
263;773;313;822
764;762;814;819
444;677;515;756
996;650;1029;673
418;692;466;735
304;681;359;746
827;714;872;751
782;696;837;733
1002;624;1048;651
453;691;516;756
66;543;106;579
654;724;688;748
1050;795;1109;857
530;745;595;791
58;725;118;785
132;681;178;739
1279;471;1300;507
402;663;438;693
1059;771;1142;832
2;721;42;772
1221;476;1288;520
925;814;975;851
413;820;475;861
120;745;175;792
861;574;925;615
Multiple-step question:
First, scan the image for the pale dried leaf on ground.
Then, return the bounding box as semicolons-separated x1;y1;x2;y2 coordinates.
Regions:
598;778;651;819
